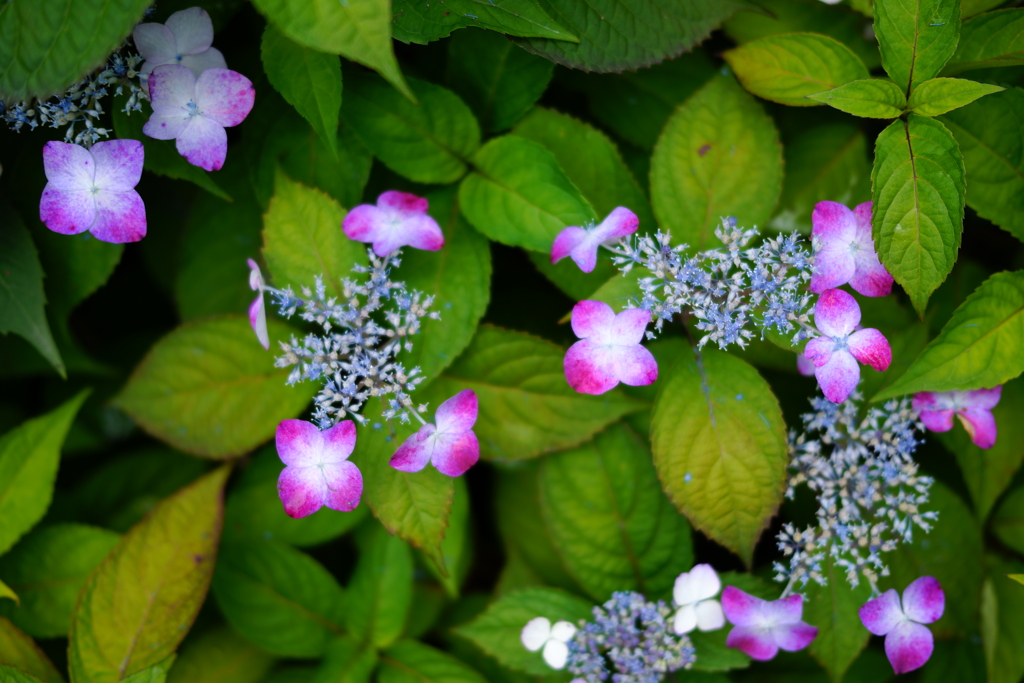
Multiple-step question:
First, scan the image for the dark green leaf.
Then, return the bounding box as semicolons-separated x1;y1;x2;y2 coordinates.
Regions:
166;626;275;683
919;639;986;683
908;76;1004;115
0;618;63;683
0;666;44;683
993;486;1024;555
345;524;414;648
874;0;960;95
981;555;1024;683
32;231;123;322
391;0;578;45
312;635;377;683
804;556;872;683
807;78;907;118
422;477;471;598
378;640;486;683
944;9;1024;75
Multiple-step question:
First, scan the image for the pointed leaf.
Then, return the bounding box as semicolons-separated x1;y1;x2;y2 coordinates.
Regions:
33;230;124;323
804;556;873;682
119;657;174;683
345;525;414;648
420;477;471;598
943;9;1024;74
908;77;1004;115
874;0;961;95
392;0;578;45
981;555;1024;683
166;626;275;683
0;619;63;683
378;640;486;683
0;667;45;683
807;78;907;118
312;635;377;683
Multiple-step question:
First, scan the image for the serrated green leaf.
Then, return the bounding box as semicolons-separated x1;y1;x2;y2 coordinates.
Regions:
871;113;965;316
981;555;1024;683
459;135;594;252
261;25;342;158
650;74;783;251
804;556;872;683
807;78;907;117
166;627;274;683
312;635;377;683
69;467;230;683
874;0;961;95
345;524;414;648
650;346;787;566
112;317;314;459
422;477;471;598
944;8;1024;75
724;32;869;106
379;640;486;683
908;76;1004;115
0;619;63;683
212;540;345;658
392;0;578;45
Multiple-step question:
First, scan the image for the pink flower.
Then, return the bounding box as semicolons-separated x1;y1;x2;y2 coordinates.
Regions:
803;289;892;404
859;576;944;675
143;64;255;171
133;7;227;87
912;387;1001;449
247;258;269;350
39;140;146;243
390;389;479;477
809;201;893;297
276;419;363;518
551;207;639;273
564;301;657;395
342;191;444;257
796;353;815;376
722;587;818;661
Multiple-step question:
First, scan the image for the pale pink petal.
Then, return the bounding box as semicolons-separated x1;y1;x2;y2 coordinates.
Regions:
814;288;861;338
958;409;997;449
320;460;363;512
165;7;215;54
859;589;904;636
276;419;323;468
912;392;941;412
133;23;177;63
90;190;147;243
592;206;640;244
568;237;600;273
247;258;264;291
773;621;818;652
249;293;269;350
394;213;444;252
91;140;144;191
143;110;190;140
610;308;652;346
721;586;765;627
614;345;658;387
148;64;197;109
803;336;834;369
176;114;227;171
726;625;779;660
180;47;228;79
564;340;619;395
371;230;411;258
901;576;944;624
552;226;587;265
849;249;893;298
195;68;255;127
389;425;436;473
435;389;477;434
343;205;387;244
42;141;94;190
815;349;861;404
675;564;722;605
762;594;804;625
673;605;698;634
810;201;857;293
320;420;357;463
277;465;325;518
378;190;429;216
571;300;616;339
809;244;855;294
40;187;95;235
847;328;892;372
884;620;934;674
964;386;1002;411
853;201;873;232
918;408;955;433
796;353;815;376
521;617;551;651
695;600;725;631
431;431;479;477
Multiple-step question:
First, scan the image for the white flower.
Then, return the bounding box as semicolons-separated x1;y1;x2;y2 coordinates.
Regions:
133;7;227;87
672;564;726;634
521;617;577;670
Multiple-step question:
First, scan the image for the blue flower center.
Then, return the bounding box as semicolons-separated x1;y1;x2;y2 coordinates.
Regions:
186;100;202;118
175;54;184;62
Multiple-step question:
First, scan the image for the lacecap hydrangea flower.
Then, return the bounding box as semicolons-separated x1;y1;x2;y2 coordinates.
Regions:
859;576;944;674
564;300;657;395
913;387;1001;449
247;259;269;350
672;564;725;634
810;201;893;297
722;587;818;660
389;389;480;477
521;617;577;670
133;7;227;85
552;206;639;273
276;419;362;518
342;191;444;257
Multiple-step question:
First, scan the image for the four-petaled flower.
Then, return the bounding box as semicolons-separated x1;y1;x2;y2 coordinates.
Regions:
133;7;227;87
859;576;944;674
564;300;657;395
722;587;818;661
39;140;147;243
809;201;893;297
912;387;1001;449
342;191;445;257
803;289;891;404
276;419;363;518
390;389;479;477
672;564;726;634
521;617;577;670
248;258;269;350
143;64;255;171
551;207;639;273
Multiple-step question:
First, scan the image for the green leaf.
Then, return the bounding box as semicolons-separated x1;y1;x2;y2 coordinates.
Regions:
422;477;471;598
0;525;119;638
874;270;1024;399
0;0;151;101
0;582;14;606
860;321;931;401
804;556;873;683
650;346;788;566
908;76;1004;115
0;618;63;683
445;29;554;134
212;540;345;658
112;317;314;459
0;391;87;556
724;32;869;107
345;524;414;648
167;627;274;683
391;0;578;45
806;78;908;118
650;74;783;251
261;25;343;158
378;640;486;683
993;486;1024;555
0;667;44;683
0;209;64;378
538;423;692;601
343;72;480;184
69;467;230;683
312;635;377;683
459;135;594;252
874;0;961;95
455;587;593;676
943;9;1024;75
251;0;412;101
33;231;124;322
871;113;965;316
119;656;175;683
981;555;1024;683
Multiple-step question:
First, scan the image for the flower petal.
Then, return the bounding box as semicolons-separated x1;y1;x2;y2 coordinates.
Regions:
196;68;255;128
378;190;429;216
564;340;620;395
614;345;658;387
431;431;479;477
180;47;228;79
277;465;325;519
542;639;569;670
40;187;95;235
521;617;551;651
847;328;892;372
797;353;815;376
90;190;147;243
143;109;190;141
552;226;587;265
389;425;437;473
958;409;998;449
884;620;934;674
810;201;858;293
249;293;269;350
611;308;652;346
569;235;601;273
593;206;640;244
814;288;861;338
276;419;323;468
673;604;698;634
762;594;804;625
571;300;616;340
42;141;95;191
858;589;904;636
133;22;177;64
176;115;227;171
148;63;197;109
726;625;779;660
248;258;264;291
435;389;478;434
320;460;363;512
392;213;444;253
815;349;861;404
803;336;834;369
320;420;357;463
901;576;944;625
674;564;722;605
965;386;1003;410
849;247;893;298
165;7;215;54
91;139;144;191
343;204;386;244
722;586;765;627
550;621;577;642
918;408;955;433
695;599;726;632
773;621;818;652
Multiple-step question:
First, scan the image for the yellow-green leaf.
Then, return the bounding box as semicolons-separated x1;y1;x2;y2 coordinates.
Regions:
166;627;275;683
908;77;1004;116
0;618;63;683
807;78;907;118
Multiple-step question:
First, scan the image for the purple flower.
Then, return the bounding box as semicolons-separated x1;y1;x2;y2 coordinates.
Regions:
247;258;269;350
390;389;479;477
143;64;255;171
912;387;1001;449
276;419;363;518
809;201;893;297
133;7;227;87
551;206;639;273
803;289;892;404
39;140;146;243
672;564;725;634
722;587;818;661
564;300;657;395
859;576;944;675
342;191;444;257
796;353;815;377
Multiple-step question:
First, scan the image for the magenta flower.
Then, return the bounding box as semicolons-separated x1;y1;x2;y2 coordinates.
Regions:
551;207;640;273
39;140;146;243
342;191;444;257
133;7;227;86
247;258;269;350
390;389;479;477
912;387;1001;449
276;419;363;518
809;201;893;297
143;64;255;171
859;576;944;675
564;301;657;395
803;289;891;404
722;587;818;661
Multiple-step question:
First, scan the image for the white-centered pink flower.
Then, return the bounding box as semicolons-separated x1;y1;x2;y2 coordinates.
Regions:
912;387;1001;449
133;7;227;86
803;289;891;404
39;140;146;243
859;576;944;675
342;191;444;257
722;587;818;661
672;564;725;634
276;419;362;518
143;64;255;171
247;258;269;350
809;201;893;297
521;617;577;670
390;389;479;477
551;207;639;273
564;300;657;395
